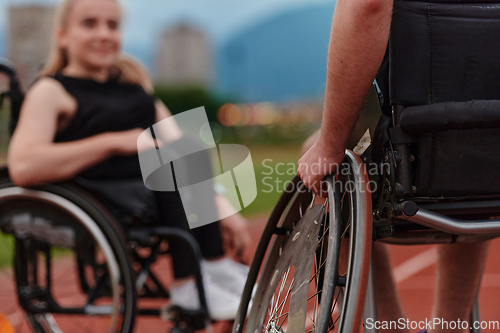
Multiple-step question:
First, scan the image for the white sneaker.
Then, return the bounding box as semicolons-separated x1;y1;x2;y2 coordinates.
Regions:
201;257;250;296
169;277;242;320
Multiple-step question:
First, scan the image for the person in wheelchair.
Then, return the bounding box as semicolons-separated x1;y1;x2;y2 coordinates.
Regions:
297;0;493;332
7;0;251;321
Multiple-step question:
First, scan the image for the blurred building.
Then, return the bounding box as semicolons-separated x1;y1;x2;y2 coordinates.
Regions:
154;24;213;87
8;5;56;89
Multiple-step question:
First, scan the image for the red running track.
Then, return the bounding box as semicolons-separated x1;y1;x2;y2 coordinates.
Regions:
242;218;500;333
1;216;500;332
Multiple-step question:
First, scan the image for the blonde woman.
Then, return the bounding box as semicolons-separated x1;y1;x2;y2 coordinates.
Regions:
8;0;250;320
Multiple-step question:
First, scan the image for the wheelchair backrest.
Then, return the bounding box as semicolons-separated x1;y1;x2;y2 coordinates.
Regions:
389;0;500;106
383;0;500;198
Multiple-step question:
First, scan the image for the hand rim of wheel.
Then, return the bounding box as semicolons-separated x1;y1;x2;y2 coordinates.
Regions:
0;187;122;333
234;150;372;333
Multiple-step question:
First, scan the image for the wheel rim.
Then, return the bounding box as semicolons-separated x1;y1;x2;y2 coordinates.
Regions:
246;176;353;333
262;204;324;333
0;187;128;333
243;151;372;333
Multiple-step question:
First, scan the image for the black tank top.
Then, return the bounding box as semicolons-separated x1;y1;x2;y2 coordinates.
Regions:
52;73;156;179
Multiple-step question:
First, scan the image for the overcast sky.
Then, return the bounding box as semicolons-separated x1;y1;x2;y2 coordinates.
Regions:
1;0;333;46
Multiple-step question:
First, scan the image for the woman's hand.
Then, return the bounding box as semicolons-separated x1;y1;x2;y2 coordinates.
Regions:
215;194;252;261
297;137;345;197
219;213;252;262
112;128;157;155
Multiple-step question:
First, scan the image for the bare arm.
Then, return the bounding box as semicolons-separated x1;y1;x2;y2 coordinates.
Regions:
300;129;320;156
8;78;142;187
153;99;183;143
298;0;393;194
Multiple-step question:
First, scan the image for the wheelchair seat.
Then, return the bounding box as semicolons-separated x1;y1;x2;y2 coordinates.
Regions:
73;176;160;227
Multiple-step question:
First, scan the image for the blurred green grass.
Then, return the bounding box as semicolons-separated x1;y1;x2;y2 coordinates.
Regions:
238;144;301;218
0;233;14;268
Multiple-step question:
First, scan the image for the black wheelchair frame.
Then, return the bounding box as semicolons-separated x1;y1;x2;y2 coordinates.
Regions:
0;59;218;333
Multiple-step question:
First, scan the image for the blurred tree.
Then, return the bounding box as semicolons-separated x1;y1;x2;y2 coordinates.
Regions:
153;85;231;124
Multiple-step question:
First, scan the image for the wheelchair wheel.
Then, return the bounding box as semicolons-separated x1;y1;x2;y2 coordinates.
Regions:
0;178;136;333
234;150;372;333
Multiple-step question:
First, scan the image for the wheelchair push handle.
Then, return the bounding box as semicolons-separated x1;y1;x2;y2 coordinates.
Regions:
0;57;25;135
0;57;20;87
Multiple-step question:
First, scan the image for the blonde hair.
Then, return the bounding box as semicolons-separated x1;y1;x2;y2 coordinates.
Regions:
40;0;153;90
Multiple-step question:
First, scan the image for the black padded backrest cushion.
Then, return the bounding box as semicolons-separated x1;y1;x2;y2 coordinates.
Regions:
400;100;500;133
390;0;500;106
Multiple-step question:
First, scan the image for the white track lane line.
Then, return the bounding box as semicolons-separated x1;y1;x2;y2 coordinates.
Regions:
393;247;437;284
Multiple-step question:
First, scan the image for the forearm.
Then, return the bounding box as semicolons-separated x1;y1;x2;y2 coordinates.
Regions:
301;129;320;156
154;100;183;144
8;132;118;186
320;0;393;151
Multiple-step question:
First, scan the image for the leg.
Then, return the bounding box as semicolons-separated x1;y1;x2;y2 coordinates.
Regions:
372;242;410;333
430;241;491;333
154;191;242;320
154;191;224;279
191;221;225;260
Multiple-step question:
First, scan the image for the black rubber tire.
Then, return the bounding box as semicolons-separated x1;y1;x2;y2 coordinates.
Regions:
233;151;372;333
0;175;136;333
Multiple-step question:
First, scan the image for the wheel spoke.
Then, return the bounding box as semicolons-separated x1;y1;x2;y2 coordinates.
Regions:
340;220;351;240
309;257;328;283
307;288;323;302
245;167;370;333
278;312;289;330
267;270;294;328
275;278;294;321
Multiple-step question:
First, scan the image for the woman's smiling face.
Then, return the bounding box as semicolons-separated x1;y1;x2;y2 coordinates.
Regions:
58;0;121;72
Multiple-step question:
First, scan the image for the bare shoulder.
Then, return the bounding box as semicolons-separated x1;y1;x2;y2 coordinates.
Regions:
24;77;76;114
27;77;65;97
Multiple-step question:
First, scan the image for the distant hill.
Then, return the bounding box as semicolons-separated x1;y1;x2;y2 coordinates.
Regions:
216;2;336;103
